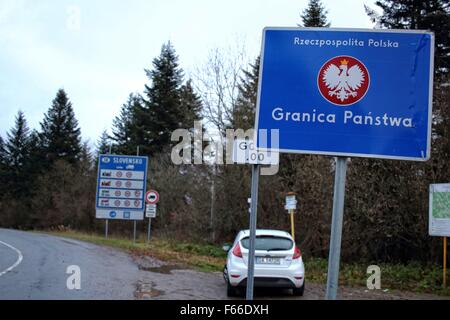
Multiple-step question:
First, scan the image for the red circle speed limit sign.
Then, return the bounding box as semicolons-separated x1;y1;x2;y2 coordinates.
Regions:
145;190;159;204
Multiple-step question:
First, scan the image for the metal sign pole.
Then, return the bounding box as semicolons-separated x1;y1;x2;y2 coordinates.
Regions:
246;164;260;300
444;236;447;288
325;157;349;300
133;146;139;244
105;144;112;240
147;219;152;243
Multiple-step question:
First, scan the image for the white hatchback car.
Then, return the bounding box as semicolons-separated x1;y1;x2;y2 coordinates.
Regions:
223;229;305;297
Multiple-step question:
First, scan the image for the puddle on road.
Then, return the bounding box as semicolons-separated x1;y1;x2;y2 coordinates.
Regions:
132;254;186;274
135;281;165;299
139;264;184;274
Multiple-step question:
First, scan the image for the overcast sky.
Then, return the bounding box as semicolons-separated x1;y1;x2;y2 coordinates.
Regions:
0;0;377;144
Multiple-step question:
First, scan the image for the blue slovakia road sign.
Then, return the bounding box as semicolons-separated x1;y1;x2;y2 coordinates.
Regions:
255;28;434;161
96;155;148;220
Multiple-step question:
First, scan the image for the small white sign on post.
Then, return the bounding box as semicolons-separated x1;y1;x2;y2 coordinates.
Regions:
285;195;297;211
146;204;157;218
232;139;279;165
429;184;450;237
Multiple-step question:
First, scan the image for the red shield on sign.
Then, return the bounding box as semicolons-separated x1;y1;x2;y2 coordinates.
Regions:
317;56;370;106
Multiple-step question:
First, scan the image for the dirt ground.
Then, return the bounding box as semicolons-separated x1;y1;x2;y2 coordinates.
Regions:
131;255;448;300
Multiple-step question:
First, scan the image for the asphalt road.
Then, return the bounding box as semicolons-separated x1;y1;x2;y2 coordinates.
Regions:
0;229;447;300
0;228;141;300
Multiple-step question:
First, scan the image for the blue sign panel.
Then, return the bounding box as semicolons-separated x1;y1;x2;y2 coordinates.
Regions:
255;28;434;161
95;155;148;220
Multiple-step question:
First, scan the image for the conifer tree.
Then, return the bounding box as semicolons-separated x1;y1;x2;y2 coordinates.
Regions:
232;57;260;129
0;136;6;197
300;0;331;27
110;93;145;155
0;135;6;168
96;130;112;155
25;130;46;190
39;89;82;164
366;0;450;78
142;42;185;155
179;79;202;127
5;111;30;170
4;111;31;196
78;141;93;173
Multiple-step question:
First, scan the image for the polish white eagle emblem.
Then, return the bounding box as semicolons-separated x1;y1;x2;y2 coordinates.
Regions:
318;56;370;106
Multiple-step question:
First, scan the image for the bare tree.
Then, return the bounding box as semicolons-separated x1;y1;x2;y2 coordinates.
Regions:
193;43;248;135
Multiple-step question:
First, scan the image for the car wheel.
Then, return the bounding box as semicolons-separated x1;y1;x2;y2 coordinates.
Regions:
227;281;238;297
293;281;305;296
223;265;228;282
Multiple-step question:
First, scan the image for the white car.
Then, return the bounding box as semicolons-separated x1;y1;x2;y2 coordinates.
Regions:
223;229;305;297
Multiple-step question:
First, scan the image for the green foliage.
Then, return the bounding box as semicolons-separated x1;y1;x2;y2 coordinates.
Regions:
179;79;202;127
366;0;450;78
300;0;331;27
231;57;260;129
5;111;30;170
141;42;195;156
96;129;111;156
30;160;96;230
39;89;82;165
0;136;6;186
3;111;32;197
110;93;146;155
304;256;450;295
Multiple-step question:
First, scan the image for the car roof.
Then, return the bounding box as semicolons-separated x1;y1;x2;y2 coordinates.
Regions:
238;229;292;239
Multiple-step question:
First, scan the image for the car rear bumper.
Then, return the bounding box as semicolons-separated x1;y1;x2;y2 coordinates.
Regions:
227;262;305;288
236;277;300;288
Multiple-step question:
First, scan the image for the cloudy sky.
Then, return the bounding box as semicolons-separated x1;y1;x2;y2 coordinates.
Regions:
0;0;376;144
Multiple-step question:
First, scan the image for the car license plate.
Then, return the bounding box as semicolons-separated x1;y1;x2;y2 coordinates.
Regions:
256;257;280;265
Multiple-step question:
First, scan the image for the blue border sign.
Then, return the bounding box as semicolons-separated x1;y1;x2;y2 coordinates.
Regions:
95;155;148;221
255;28;434;161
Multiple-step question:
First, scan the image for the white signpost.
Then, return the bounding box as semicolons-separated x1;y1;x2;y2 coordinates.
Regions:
285;195;297;211
429;184;450;237
232;139;278;165
145;190;159;242
146;204;157;218
429;184;450;288
285;193;297;239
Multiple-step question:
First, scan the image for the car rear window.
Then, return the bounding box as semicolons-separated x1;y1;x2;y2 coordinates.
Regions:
240;236;293;251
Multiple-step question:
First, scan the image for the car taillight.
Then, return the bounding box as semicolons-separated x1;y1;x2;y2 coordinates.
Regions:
293;245;302;259
232;243;243;258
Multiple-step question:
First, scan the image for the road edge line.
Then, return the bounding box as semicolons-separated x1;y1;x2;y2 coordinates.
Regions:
0;240;23;277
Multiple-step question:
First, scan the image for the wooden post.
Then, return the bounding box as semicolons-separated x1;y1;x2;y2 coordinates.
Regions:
290;209;295;240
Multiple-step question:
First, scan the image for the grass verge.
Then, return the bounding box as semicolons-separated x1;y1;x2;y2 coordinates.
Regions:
43;230;450;296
